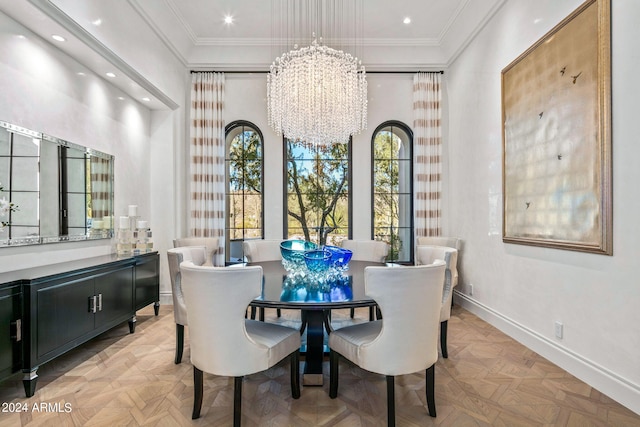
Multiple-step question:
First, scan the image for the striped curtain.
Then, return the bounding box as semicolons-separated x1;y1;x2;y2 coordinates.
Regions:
90;156;112;220
413;72;442;241
189;72;225;266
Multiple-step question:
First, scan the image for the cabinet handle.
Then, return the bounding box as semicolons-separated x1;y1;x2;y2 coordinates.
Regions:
97;293;103;312
89;295;97;313
10;319;21;342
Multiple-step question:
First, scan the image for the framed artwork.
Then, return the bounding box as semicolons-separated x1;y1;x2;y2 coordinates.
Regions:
501;0;612;255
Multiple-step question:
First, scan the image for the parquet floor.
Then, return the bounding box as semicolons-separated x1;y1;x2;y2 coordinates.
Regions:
1;304;639;426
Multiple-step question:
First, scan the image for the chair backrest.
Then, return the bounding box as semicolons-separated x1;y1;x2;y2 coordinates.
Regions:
242;239;282;263
173;237;219;266
340;239;389;263
166;246;207;325
416;245;459;322
416;236;462;251
179;261;276;376
358;263;445;376
416;236;462;286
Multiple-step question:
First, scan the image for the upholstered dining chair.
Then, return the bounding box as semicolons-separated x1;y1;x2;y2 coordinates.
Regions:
173;237;220;266
180;261;301;426
242;239;285;319
416;245;459;358
339;239;389;318
416;236;462;287
242;239;282;263
340;239;389;263
166;246;207;364
329;263;445;425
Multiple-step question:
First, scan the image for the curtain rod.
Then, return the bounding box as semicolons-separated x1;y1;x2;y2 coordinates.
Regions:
190;70;444;74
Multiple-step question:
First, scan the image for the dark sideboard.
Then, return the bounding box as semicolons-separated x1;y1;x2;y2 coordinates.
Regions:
0;252;159;397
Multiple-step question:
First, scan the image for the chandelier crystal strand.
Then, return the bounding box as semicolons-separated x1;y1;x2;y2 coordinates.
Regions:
267;36;367;146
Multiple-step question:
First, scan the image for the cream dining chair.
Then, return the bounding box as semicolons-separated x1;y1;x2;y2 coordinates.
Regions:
416;236;462;287
180;261;301;426
166;246;207;364
339;239;389;319
329;262;445;425
416;245;459;358
173;237;220;266
242;239;285;319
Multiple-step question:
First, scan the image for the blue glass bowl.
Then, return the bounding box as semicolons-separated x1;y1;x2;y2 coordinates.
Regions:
303;249;332;272
325;245;353;268
280;240;317;262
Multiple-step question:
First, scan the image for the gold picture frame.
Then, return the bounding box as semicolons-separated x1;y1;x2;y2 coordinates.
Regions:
501;0;612;255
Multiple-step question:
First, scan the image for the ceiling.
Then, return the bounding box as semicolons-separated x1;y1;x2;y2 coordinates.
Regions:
0;0;505;109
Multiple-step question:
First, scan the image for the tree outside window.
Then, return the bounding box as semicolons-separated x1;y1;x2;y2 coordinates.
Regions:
372;122;413;263
285;140;351;246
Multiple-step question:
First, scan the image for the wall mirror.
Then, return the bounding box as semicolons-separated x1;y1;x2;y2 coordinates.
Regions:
0;121;114;247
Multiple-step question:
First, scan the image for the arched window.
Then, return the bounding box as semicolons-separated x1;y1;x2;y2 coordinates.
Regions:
284;139;352;246
225;121;264;263
371;121;413;263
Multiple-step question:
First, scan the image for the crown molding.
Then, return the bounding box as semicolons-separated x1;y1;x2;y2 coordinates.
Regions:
128;0;189;67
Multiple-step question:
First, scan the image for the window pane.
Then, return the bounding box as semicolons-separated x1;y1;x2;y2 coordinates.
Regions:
242;194;262;229
373;161;393;193
285;140;351;244
286;159;314;193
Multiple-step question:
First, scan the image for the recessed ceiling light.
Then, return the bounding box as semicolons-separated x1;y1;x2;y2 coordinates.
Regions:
141;97;151;102
403;17;411;24
77;72;86;76
224;15;234;24
16;35;26;39
92;18;102;26
51;35;66;42
105;72;116;78
117;96;125;100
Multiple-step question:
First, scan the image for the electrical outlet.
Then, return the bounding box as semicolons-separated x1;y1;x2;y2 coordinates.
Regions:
555;321;563;339
468;283;473;296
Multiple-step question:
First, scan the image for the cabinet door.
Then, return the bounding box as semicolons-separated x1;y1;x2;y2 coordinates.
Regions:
135;255;159;310
94;265;134;329
36;277;95;359
0;285;22;379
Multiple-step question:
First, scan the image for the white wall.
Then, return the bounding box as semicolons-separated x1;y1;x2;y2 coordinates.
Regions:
0;11;151;271
447;0;640;414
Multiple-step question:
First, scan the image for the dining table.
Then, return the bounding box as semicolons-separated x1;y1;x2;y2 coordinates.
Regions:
248;260;383;386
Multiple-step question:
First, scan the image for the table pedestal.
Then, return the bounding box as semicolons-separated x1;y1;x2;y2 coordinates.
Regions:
302;309;328;386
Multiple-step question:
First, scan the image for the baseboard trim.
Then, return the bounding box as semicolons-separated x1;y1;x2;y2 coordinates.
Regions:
453;291;640;416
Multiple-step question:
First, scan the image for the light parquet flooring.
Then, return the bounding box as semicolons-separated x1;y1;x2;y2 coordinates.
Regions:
1;304;639;426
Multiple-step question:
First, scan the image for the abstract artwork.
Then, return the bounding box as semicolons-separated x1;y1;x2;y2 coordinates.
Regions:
501;0;612;255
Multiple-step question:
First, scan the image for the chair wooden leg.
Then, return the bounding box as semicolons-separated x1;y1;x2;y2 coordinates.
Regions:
426;364;436;417
233;376;243;427
350;308;355;318
277;308;282;317
175;324;184;364
440;320;448;359
290;350;301;399
386;376;395;427
329;350;339;398
192;367;203;419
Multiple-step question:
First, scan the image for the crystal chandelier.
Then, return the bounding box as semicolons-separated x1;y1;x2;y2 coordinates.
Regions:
267;1;367;146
